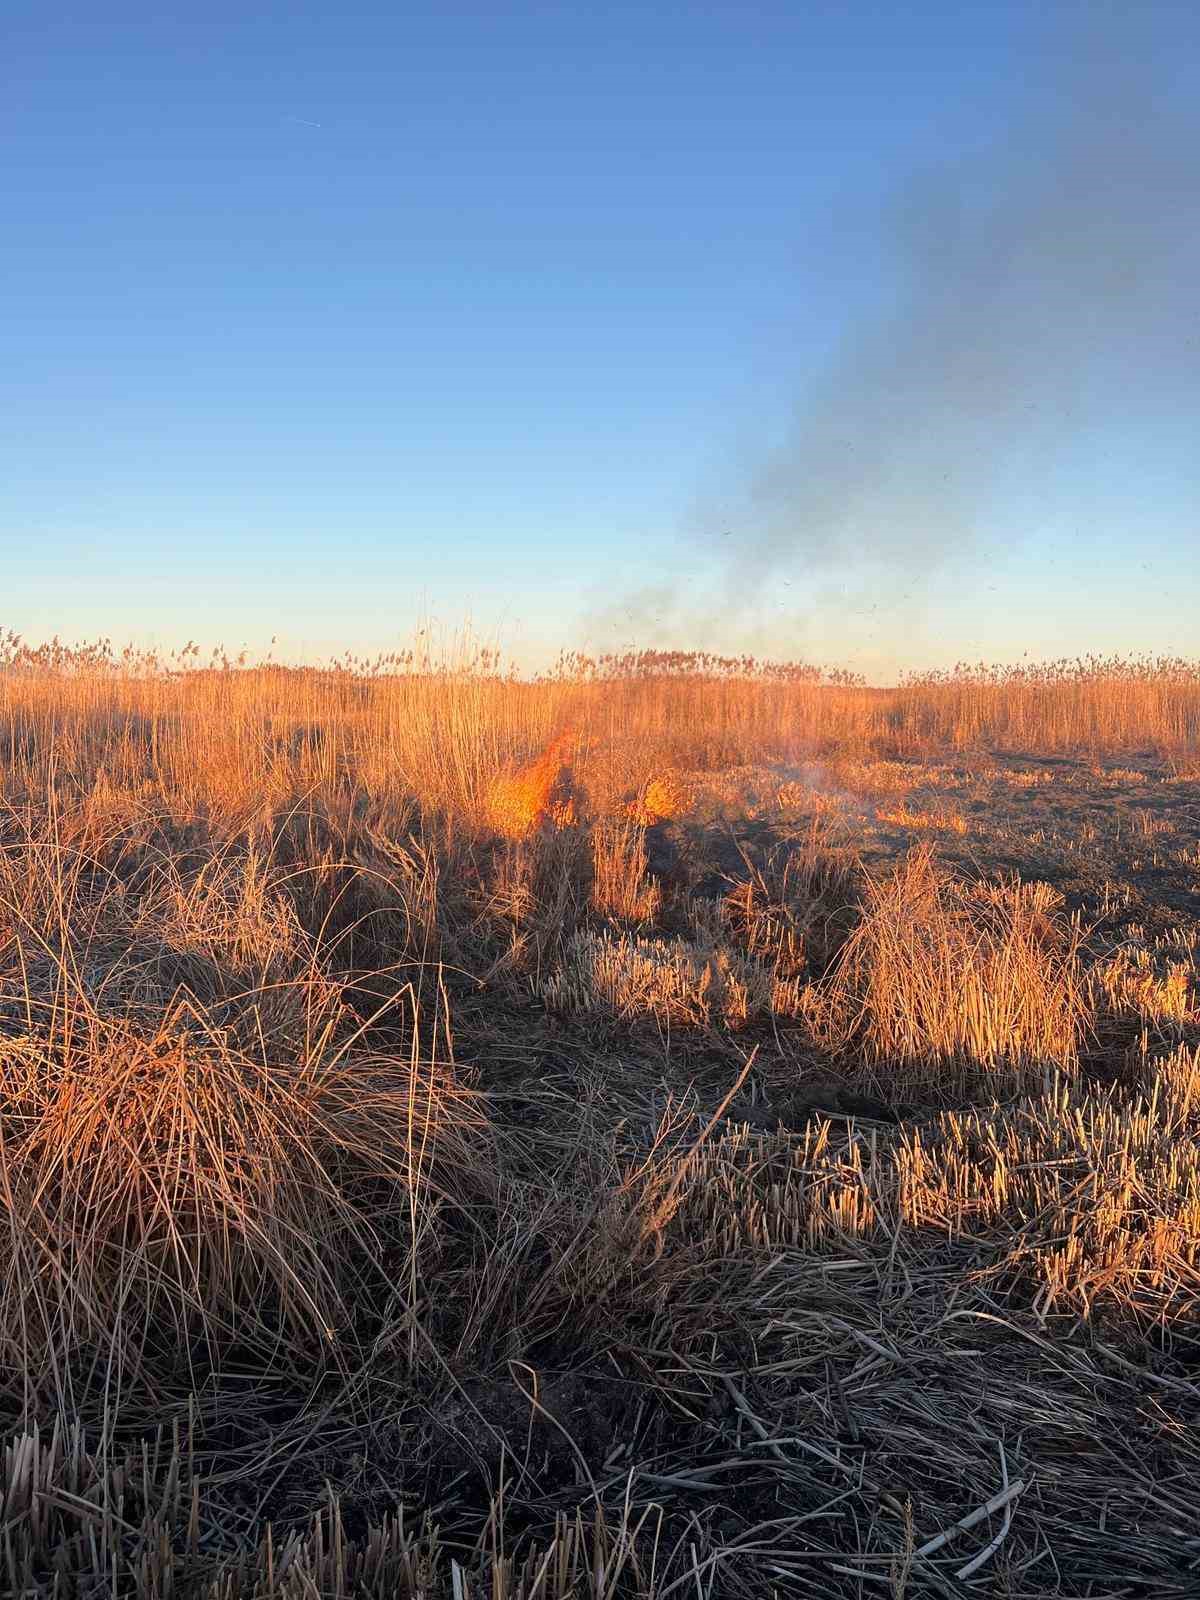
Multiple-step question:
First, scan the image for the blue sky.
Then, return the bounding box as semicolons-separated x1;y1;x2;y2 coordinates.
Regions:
4;2;1198;678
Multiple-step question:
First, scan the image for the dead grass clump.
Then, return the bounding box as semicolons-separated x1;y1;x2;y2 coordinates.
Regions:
135;843;309;985
0;992;482;1413
817;758;914;795
825;845;1088;1089
1094;943;1196;1030
876;803;969;834
717;822;860;979
590;817;662;924
1002;766;1057;788
0;798;488;1415
0;799;340;1037
352;822;445;943
666;1119;884;1256
718;874;808;982
539;929;798;1027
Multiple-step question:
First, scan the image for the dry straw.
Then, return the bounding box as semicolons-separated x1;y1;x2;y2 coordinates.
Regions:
1;634;1199;1596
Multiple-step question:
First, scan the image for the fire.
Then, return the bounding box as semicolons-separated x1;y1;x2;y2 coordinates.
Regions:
488;738;693;837
488;731;581;838
628;770;691;825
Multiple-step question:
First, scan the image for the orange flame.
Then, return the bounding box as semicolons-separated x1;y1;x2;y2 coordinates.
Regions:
488;731;581;838
628;771;691;825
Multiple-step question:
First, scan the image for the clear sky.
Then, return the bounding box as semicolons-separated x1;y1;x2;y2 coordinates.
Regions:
4;2;1199;679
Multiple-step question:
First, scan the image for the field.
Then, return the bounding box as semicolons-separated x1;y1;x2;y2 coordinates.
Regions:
2;637;1200;1597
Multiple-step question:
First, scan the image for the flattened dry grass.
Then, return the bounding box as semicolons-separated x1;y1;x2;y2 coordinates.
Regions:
539;927;800;1028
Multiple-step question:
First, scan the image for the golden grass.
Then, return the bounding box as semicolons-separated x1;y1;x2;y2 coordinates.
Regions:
875;803;970;834
824;845;1088;1089
0;797;488;1417
4;639;1200;842
1095;944;1196;1028
539;928;800;1028
589;818;663;924
1;634;1199;1597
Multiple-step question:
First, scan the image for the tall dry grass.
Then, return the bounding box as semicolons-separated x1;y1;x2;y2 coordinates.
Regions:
5;638;1198;840
0;785;489;1424
824;845;1089;1092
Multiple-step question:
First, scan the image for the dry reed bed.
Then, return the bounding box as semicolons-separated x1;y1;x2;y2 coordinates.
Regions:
1;643;1199;1595
4;642;1200;822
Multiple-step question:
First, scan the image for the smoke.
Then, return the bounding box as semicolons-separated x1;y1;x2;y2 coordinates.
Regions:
587;16;1200;659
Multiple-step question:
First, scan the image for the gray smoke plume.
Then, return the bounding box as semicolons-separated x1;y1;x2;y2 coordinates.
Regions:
587;15;1200;656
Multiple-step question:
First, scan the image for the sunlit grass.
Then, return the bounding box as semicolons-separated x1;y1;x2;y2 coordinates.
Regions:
1;632;1199;1596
